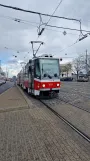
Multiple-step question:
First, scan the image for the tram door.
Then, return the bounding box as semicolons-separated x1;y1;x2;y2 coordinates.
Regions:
31;60;34;94
28;60;34;94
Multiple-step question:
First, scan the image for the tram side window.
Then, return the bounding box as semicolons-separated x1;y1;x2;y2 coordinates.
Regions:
35;60;41;78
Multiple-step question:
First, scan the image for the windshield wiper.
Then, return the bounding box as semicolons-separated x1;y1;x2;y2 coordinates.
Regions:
43;73;52;79
48;75;52;79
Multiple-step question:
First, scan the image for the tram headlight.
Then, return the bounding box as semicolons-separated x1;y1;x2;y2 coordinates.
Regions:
37;85;40;88
42;84;45;88
37;83;40;89
57;83;60;87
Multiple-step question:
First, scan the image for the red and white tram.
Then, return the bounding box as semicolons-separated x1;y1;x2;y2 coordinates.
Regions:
17;54;61;97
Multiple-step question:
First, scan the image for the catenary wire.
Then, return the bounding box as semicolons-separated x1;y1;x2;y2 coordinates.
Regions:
45;0;63;26
59;38;79;53
0;5;88;59
0;14;89;33
47;24;90;33
0;2;83;42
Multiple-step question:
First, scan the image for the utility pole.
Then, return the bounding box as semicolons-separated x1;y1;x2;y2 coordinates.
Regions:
0;60;1;79
86;50;88;76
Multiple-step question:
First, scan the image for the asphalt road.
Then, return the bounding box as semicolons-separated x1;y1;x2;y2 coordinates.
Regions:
0;81;14;94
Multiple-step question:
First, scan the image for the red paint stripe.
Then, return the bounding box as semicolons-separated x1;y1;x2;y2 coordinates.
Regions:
24;80;29;88
34;80;61;90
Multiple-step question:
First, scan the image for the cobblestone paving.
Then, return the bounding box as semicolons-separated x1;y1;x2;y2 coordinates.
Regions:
60;82;90;111
61;82;90;97
58;91;90;112
41;82;90;137
42;98;90;137
0;85;90;161
0;106;90;161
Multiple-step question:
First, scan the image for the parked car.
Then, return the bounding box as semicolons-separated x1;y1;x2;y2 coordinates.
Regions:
0;79;6;85
61;77;73;81
77;75;88;82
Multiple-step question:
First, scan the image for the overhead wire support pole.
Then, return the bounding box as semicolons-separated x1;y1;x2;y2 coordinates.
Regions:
86;49;88;76
0;3;80;22
1;3;88;56
0;3;83;38
0;14;90;33
38;0;64;38
47;24;90;33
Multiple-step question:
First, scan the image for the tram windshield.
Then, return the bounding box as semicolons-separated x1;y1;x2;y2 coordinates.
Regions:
40;59;60;79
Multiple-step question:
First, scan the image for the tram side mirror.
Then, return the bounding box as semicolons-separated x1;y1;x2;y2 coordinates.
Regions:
54;73;58;77
29;60;32;63
44;74;47;77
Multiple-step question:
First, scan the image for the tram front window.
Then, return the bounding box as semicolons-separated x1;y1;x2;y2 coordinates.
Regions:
40;59;59;79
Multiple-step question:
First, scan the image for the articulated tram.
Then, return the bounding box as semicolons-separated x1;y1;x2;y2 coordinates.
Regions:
17;54;61;97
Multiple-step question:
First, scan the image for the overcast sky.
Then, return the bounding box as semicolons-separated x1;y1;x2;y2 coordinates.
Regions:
0;0;90;77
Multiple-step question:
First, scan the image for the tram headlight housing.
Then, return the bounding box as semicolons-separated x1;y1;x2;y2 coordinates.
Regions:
37;85;40;88
42;84;45;88
57;83;60;87
37;83;40;89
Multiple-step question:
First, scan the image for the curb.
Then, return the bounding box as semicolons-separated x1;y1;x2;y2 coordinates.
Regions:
0;86;13;96
16;85;30;108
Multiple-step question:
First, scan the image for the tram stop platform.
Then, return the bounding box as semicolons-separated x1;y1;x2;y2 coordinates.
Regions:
0;86;90;161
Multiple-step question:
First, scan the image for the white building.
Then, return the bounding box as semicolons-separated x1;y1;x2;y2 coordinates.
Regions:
0;67;6;80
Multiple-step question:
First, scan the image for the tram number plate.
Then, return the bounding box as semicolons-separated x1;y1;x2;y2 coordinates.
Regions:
49;83;53;86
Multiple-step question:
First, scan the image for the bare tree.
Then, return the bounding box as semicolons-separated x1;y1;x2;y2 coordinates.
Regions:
61;63;72;77
73;55;85;80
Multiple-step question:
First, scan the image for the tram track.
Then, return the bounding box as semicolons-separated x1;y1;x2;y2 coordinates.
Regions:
57;96;90;113
17;86;90;143
40;99;90;143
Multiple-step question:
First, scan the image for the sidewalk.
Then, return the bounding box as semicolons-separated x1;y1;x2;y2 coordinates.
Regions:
0;86;90;161
0;86;28;112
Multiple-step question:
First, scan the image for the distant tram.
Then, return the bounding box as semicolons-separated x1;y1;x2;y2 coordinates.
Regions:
17;54;61;97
